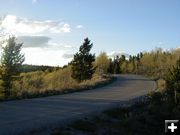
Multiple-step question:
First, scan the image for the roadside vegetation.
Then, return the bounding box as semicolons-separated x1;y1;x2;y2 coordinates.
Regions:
51;57;180;135
0;37;114;101
0;36;180;134
45;39;180;135
10;69;113;100
0;37;25;99
107;48;180;77
1;36;179;100
52;99;179;135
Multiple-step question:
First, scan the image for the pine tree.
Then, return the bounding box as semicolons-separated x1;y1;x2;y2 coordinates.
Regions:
120;55;126;63
107;58;114;74
71;38;95;82
0;37;25;98
140;52;143;58
113;56;121;74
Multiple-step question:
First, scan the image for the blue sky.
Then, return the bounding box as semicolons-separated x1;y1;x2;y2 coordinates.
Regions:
0;0;180;66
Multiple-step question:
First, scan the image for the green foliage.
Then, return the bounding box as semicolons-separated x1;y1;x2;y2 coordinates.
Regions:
114;56;121;74
108;55;127;74
107;58;114;73
71;38;95;82
21;64;56;73
0;37;113;100
0;37;25;98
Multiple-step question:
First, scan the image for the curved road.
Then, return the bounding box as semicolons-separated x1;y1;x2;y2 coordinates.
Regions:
0;75;156;135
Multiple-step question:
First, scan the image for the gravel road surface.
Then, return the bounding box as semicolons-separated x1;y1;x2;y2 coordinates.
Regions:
0;74;156;135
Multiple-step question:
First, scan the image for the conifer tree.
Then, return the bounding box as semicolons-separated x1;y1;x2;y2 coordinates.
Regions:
71;38;95;82
107;58;114;74
114;56;121;74
0;37;25;98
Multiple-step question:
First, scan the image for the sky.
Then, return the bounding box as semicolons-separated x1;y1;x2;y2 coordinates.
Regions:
0;0;180;66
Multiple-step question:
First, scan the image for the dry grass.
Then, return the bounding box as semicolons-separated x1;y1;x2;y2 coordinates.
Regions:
156;79;166;91
6;66;113;100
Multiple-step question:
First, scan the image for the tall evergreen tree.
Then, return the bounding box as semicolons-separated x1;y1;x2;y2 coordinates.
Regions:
140;52;143;58
0;37;25;98
107;58;114;74
114;56;121;74
120;55;126;62
71;38;95;82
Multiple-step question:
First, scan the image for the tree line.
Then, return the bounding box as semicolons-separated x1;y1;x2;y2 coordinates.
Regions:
21;64;57;73
0;36;180;105
0;37;96;99
95;48;180;78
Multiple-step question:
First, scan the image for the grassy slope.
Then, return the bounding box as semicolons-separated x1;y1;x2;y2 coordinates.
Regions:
0;70;116;101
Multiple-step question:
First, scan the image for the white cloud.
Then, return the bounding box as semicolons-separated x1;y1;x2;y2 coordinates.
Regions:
21;42;76;66
48;42;76;50
50;23;70;33
76;25;83;29
61;24;71;32
0;15;71;34
22;48;69;66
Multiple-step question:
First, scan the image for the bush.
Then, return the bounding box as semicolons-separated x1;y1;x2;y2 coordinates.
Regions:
44;66;77;90
8;66;113;100
156;79;166;91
